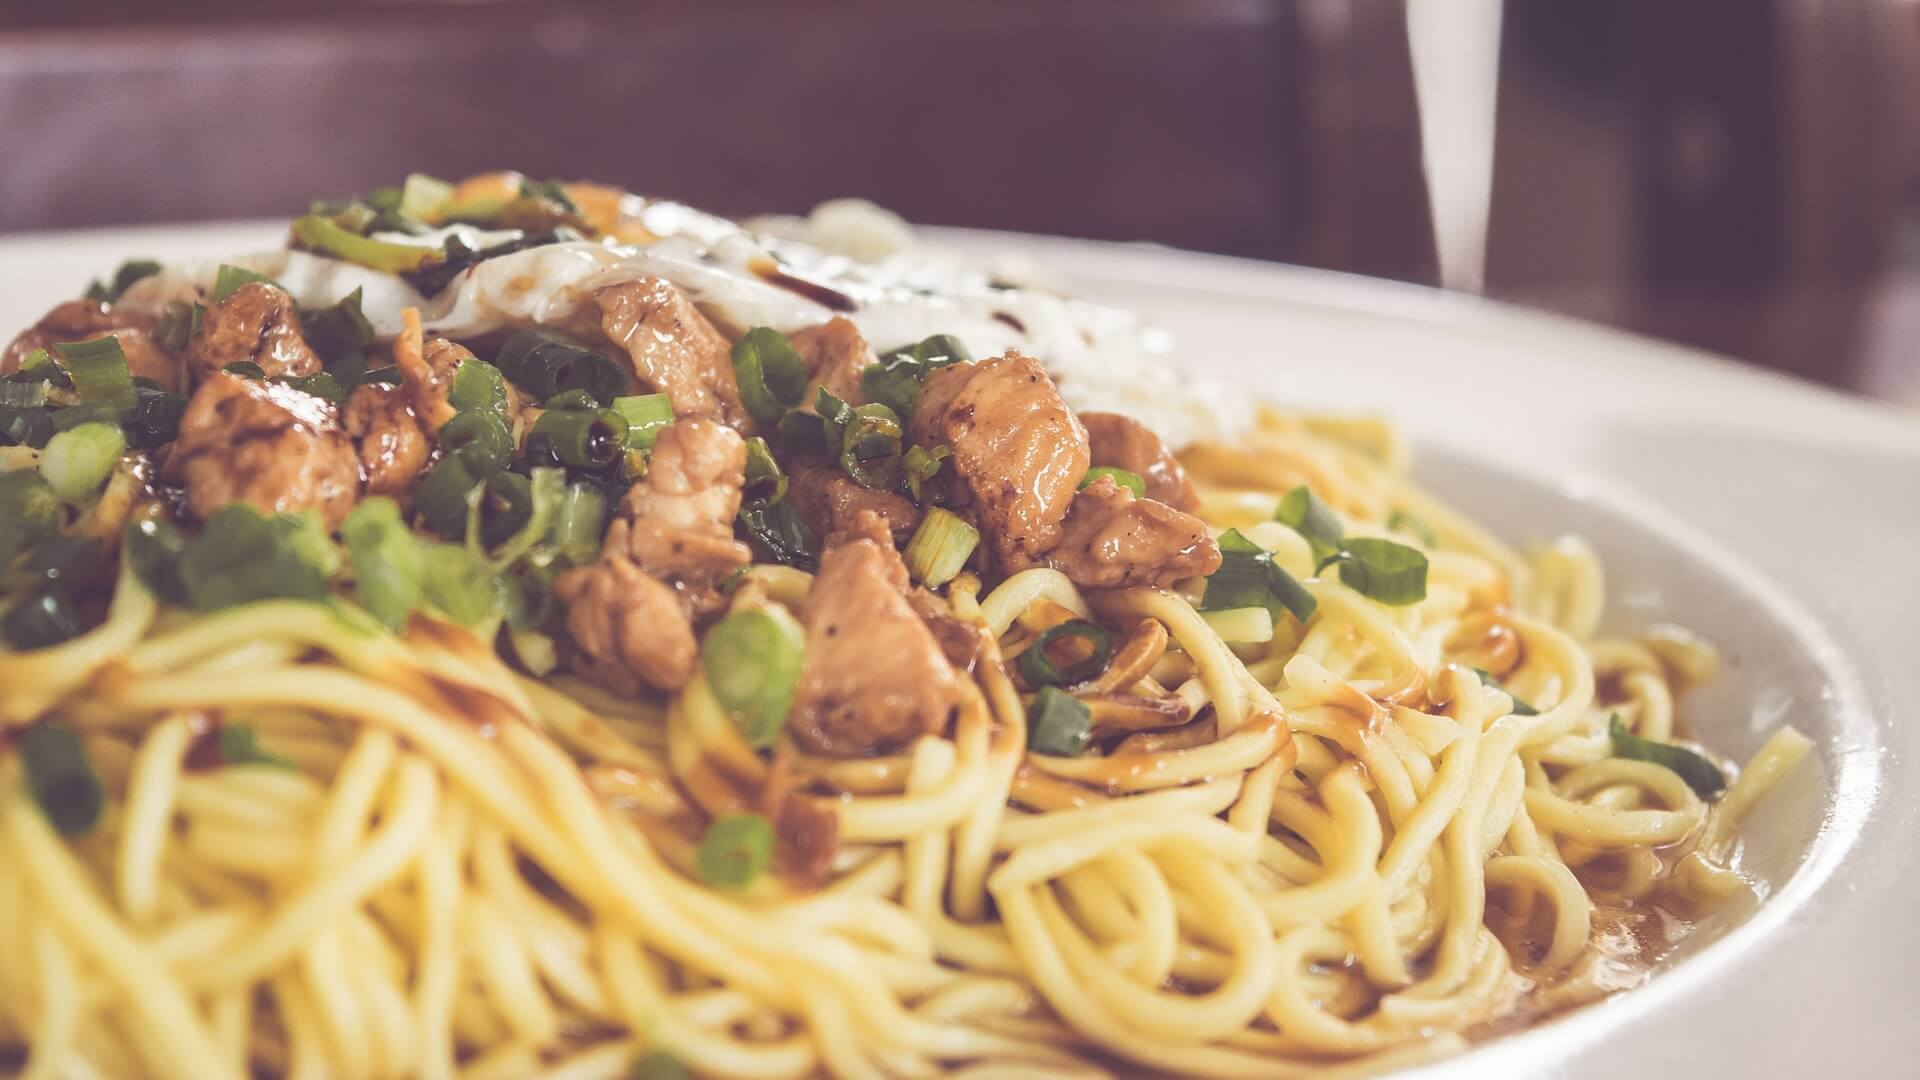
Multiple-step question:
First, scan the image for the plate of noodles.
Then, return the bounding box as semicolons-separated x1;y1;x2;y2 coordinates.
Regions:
0;176;1913;1080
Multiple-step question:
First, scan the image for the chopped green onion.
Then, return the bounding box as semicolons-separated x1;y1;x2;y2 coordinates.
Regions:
300;288;375;369
702;606;807;749
901;444;948;504
351;365;403;389
903;507;977;587
1201;606;1276;644
124;516;190;605
54;336;137;415
1018;620;1114;687
1387;508;1436;548
437;409;514;476
152;301;194;352
628;1049;690;1080
518;176;580;214
1027;687;1092;757
611;393;674;450
178;504;333;611
839;402;904;491
736;502;816;571
695;813;775;889
892;333;972;366
774;409;829;456
1318;538;1428;606
20;722;103;837
279;371;345;404
501;560;560;631
1609;715;1727;798
863;334;972;418
542;388;600;411
529;408;628;470
493;328;628;406
2;588;86;650
290;215;443;274
486;467;566;567
209;264;279;303
0;379;49;409
1470;666;1538;716
405;228;580;297
399;173;455;222
448;357;510;415
1204;529;1317;625
10;537;105;595
1274;486;1343;562
549;482;608;564
342;498;425;630
1080;467;1146;500
39;422;125;502
84;259;161;304
125;383;189;449
420;541;500;626
0;406;56;448
729;327;809;426
18;348;56;377
218;725;295;769
741;437;787;508
0;471;61;567
416;453;487;540
277;511;342;580
477;471;534;550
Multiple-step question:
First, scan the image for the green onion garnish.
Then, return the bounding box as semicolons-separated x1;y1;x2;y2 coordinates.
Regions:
838;403;904;491
0;378;50;409
1200;606;1276;644
0;406;56;449
209;264;279;304
518;176;580;214
218;725;295;770
549;482;608;564
741;436;787;507
84;259;161;304
405;228;580;297
419;541;499;626
416;453;487;541
1080;467;1146;500
54;335;137;415
438;410;514;477
1027;687;1092;757
20;722;103;837
861;333;972;419
1204;529;1317;625
0;471;61;567
729;327;809;427
702;606;806;748
124;382;189;450
1609;715;1727;798
342;498;425;631
628;1050;690;1080
300;288;375;370
124;517;190;605
901;444;949;505
1387;508;1437;548
151;301;194;352
902;506;978;587
694;813;775;889
477;471;535;550
736;502;816;571
1470;667;1538;716
529;408;628;470
1317;538;1428;606
289;215;443;275
399;173;455;222
279;371;346;405
448;357;510;415
1274;486;1343;562
2;588;86;650
611;393;674;451
13;537;105;595
494;328;629;408
177;504;334;611
38;422;125;502
1018;619;1114;687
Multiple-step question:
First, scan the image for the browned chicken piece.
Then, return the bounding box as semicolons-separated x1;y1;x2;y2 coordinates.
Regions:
787;537;970;756
552;544;700;694
2;299;182;392
757;751;840;886
341;384;430;498
785;457;920;547
183;282;322;385
912;353;1089;570
788;316;875;406
167;371;361;528
909;588;986;674
1042;474;1222;590
1081;410;1200;512
616;418;752;616
595;277;750;430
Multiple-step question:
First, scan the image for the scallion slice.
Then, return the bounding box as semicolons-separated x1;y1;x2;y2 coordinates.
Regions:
1018;619;1114;687
694;813;775;889
438;410;514;476
628;1050;690;1080
1274;486;1343;562
493;328;629;407
901;443;949;504
290;215;444;275
0;471;61;567
84;259;161;304
1387;508;1437;548
702;606;807;748
54;335;137;415
399;173;455;222
729;327;809;426
341;498;424;630
1080;467;1146;499
549;482;608;564
0;379;49;409
0;406;56;448
839;402;903;491
1201;606;1276;644
419;541;500;626
736;502;816;571
1204;529;1317;625
1470;666;1539;716
1027;687;1091;757
38;422;125;502
903;506;977;587
740;437;788;509
301;287;375;369
124;516;190;605
2;588;86;650
125;383;189;449
416;453;487;540
210;264;278;303
448;357;509;415
529;408;627;470
178;504;334;611
1317;538;1428;606
611;393;673;450
279;371;346;405
477;471;535;550
218;725;295;769
1609;715;1727;798
20;722;103;837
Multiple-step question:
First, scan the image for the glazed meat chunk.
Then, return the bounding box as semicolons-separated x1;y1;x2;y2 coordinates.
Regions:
912;353;1088;570
1081;410;1200;512
1043;474;1221;590
596;277;749;429
3;300;182;392
788;316;876;406
341;384;430;498
787;536;970;756
183;282;322;385
785;457;919;547
552;540;700;695
167;371;360;528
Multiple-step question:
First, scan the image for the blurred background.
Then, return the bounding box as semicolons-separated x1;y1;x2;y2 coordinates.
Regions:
3;0;1919;406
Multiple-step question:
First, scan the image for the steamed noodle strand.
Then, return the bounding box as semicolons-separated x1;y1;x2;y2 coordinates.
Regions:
0;410;1809;1078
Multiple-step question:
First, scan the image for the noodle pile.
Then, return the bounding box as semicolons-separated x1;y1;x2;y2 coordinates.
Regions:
0;407;1810;1079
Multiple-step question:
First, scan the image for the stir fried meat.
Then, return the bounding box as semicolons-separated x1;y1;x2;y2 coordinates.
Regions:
786;457;920;547
3;300;182;392
1081;410;1200;512
595;277;750;429
167;371;360;528
183;282;322;385
787;535;970;756
341;384;430;499
552;538;700;695
1043;474;1221;589
788;316;875;406
912;353;1089;570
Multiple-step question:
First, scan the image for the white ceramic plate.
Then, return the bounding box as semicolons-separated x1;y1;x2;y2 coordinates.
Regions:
2;223;1916;1078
